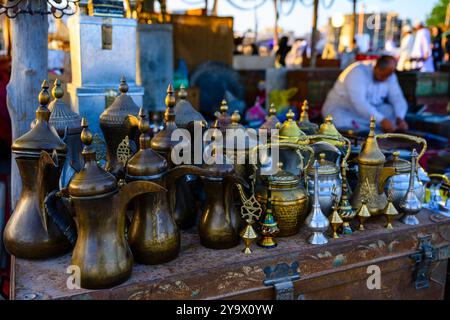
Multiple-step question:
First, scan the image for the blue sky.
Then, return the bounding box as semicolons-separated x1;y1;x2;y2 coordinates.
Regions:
168;0;438;35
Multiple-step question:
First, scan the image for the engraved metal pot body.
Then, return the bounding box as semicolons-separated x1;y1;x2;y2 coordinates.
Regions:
4;82;71;259
351;118;397;216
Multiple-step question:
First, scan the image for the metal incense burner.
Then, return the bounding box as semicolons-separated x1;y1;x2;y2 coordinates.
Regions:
4;81;71;259
351;117;397;216
399;149;423;226
68;119;165;289
99;76;140;177
48;79;83;189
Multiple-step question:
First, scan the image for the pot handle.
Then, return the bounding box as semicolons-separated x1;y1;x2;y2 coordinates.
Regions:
250;142;315;174
375;133;427;162
44;190;77;246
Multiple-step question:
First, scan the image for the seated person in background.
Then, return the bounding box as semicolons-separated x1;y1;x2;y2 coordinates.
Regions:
322;55;409;133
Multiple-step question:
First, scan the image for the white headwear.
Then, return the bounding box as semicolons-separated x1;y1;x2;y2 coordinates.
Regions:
402;25;412;33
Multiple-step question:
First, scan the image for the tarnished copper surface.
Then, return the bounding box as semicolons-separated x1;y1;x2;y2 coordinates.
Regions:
11;210;450;300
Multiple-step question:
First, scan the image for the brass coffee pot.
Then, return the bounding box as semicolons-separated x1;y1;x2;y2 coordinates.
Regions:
48;79;83;188
4;81;71;259
126;108;212;265
151;84;197;230
68;119;166;289
99;77;140;177
351;117;397;216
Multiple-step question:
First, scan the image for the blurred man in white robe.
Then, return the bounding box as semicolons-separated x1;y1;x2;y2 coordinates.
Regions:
411;21;435;72
322;55;409;133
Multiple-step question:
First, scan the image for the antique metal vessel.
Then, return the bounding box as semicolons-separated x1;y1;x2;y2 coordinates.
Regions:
258;190;279;249
254;143;313;237
4;81;71;259
377;134;428;206
305;160;330;245
126;108;214;264
337;163;356;234
297;100;318;135
351;117;397;216
68;119;165;289
151;85;196;230
48;79;83;188
399;150;422;226
99;76;140;176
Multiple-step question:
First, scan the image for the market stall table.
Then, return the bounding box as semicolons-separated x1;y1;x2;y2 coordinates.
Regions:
10;210;450;300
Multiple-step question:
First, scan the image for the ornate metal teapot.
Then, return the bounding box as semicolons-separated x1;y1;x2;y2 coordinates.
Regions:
297;100;319;135
48;79;83;189
377;133;429;207
68;119;165;289
99;77;140;177
306;135;351;216
351;117;397;216
4;81;71;259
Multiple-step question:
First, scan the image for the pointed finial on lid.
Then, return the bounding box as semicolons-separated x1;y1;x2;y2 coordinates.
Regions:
231;110;241;124
178;84;188;100
119;76;129;94
220;99;228;114
325;115;333;124
165;84;176;109
52;79;64;100
300;100;309;121
369;116;376;137
286;109;295;121
313;159;320;170
38;80;51;106
138;107;149;134
80;118;93;147
269;103;277;116
412;148;418;159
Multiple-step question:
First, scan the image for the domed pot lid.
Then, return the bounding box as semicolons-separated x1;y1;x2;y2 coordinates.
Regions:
100;77;140;126
260;104;281;132
68;119;117;198
174;85;207;129
48;79;82;136
12;81;67;156
297;100;319;135
307;153;339;176
277;109;307;143
126;108;168;178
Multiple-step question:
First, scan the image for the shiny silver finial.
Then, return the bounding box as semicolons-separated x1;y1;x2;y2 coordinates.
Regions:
399;149;422;225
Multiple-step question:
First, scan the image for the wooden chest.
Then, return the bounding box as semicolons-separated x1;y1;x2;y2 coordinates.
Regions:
10;210;450;300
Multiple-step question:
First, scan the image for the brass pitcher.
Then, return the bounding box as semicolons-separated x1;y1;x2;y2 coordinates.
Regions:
68;119;166;289
351;117;397;216
125;108;212;264
99;77;140;177
4;81;71;259
199;147;248;250
48;79;83;189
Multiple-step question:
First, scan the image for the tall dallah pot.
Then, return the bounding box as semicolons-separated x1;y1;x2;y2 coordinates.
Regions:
4;81;71;259
68;119;165;289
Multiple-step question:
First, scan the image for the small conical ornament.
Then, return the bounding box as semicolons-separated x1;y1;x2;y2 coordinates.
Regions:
399;149;422;225
240;220;258;254
385;191;399;230
298;100;319;135
357;201;371;231
305;160;330;245
337;163;356;235
330;206;343;239
258;189;279;249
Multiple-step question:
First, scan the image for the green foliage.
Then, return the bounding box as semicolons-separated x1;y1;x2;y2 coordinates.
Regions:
426;0;450;27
